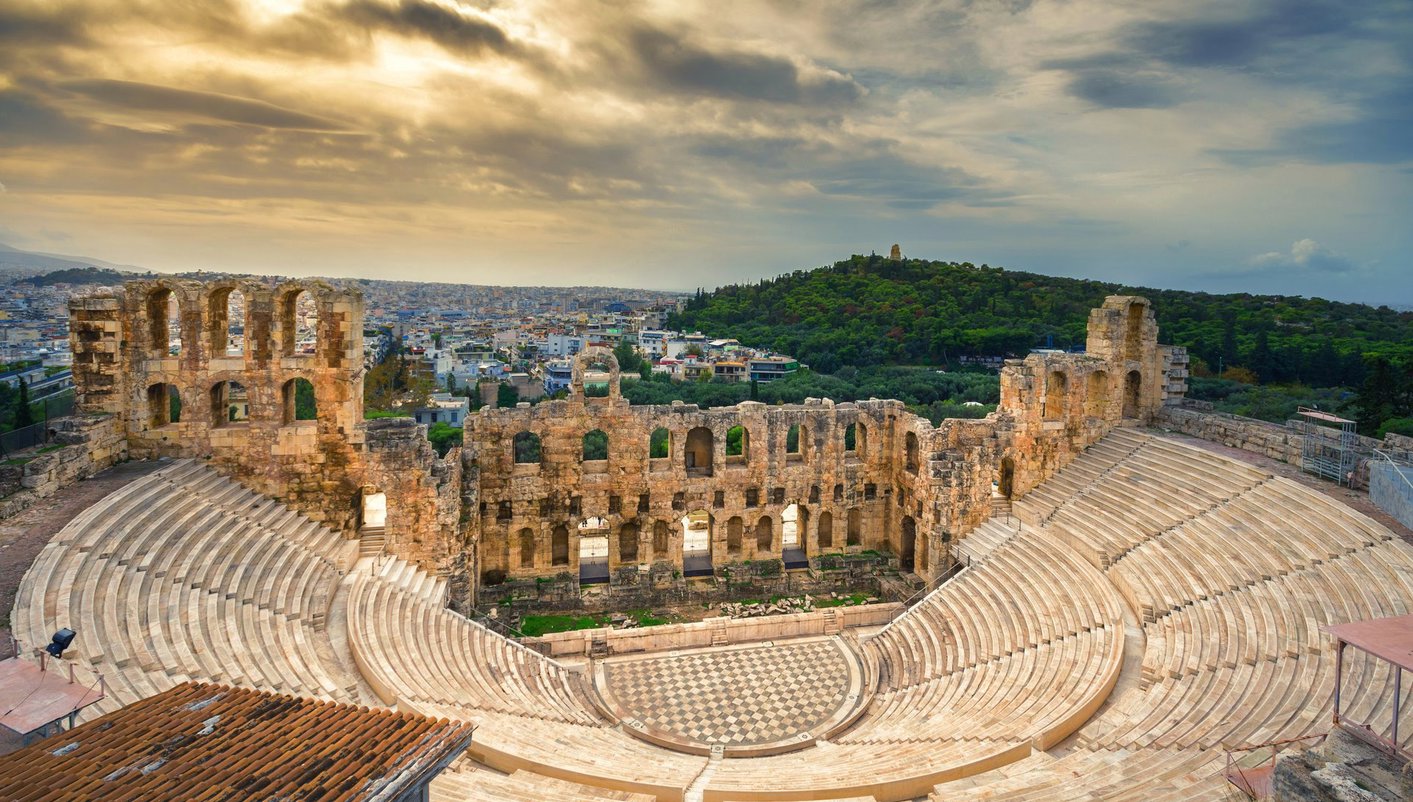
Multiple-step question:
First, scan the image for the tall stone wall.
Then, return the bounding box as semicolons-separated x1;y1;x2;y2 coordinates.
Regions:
0;415;127;519
66;280;462;584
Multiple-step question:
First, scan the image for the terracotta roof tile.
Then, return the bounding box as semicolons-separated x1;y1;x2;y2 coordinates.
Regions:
0;682;474;801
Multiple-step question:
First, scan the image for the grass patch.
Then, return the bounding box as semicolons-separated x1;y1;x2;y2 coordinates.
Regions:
814;592;871;608
517;608;678;637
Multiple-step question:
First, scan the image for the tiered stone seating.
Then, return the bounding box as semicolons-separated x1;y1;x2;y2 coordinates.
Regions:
430;758;657;802
929;430;1413;801
346;557;710;799
12;459;361;718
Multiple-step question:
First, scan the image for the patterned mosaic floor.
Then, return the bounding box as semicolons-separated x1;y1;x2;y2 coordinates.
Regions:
594;636;866;756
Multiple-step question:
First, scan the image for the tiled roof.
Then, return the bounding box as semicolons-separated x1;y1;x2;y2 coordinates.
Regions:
0;682;473;801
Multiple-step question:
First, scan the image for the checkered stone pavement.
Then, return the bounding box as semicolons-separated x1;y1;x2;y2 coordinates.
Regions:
600;638;852;749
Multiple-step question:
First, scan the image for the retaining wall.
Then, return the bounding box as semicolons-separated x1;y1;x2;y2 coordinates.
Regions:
1371;461;1413;531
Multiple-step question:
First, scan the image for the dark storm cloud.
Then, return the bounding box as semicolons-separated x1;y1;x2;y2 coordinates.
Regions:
343;0;516;55
1273;84;1413;164
1066;71;1179;109
1125;0;1359;69
60;79;352;131
626;26;862;104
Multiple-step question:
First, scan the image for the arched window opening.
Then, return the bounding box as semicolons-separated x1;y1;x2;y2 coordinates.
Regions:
619;523;640;563
856;422;868;457
147;288;179;356
208;288;245;357
998;457;1015;500
1086;371;1110;418
361;491;387;530
725;425;749;464
513;431;542;464
905;431;920;473
518;528;536;568
726;516;743;556
685;426;713;476
1045;371;1069;421
649;427;671;459
844;422;857;453
551;525;569;566
210;380;249;426
755;516;773;553
282;289;317;357
900;516;917;573
847;507;862;546
786;424;803;459
1125;303;1146;361
681;510;712;576
652;520;670;559
583;429;608;462
1124;370;1143;418
818;510;834;549
146;383;181;428
781;504;800;548
282;378;316;424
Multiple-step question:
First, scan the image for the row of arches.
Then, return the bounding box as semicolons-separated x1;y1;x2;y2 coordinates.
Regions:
1042;369;1144;422
144;286;318;359
144;379;317;429
509;421;889;473
512;505;873;571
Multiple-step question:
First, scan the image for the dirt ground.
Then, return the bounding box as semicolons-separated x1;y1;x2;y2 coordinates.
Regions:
0;460;164;660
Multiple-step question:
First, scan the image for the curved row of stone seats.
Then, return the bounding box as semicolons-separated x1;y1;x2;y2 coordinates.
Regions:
1016;435;1144;521
347;562;599;725
954;517;1019;564
430;758;657;802
12;459;362;718
842;625;1121;750
932;746;1240;802
410;701;709;800
866;528;1125;690
929;429;1413;801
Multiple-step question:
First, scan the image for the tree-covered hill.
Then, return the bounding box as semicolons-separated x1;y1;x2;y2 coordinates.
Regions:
667;254;1413;387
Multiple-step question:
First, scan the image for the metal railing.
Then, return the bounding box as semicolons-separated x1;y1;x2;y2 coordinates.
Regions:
1222;733;1327;799
0;392;76;458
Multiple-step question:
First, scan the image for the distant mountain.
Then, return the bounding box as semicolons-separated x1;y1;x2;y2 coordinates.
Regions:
667;253;1413;387
0;242;147;282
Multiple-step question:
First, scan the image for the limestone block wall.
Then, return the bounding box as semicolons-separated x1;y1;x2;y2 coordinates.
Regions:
1371;462;1413;531
0;415;127;519
362;418;464;571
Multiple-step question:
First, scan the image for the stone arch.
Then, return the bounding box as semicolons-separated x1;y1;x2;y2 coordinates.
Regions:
518;527;535;568
755;515;773;552
1124;370;1142;418
282;378;316;424
146;286;177;356
726;516;743;556
1125;302;1147;361
551;524;569;566
998;456;1016;500
649;427;671;459
1045;370;1069;421
817;510;834;549
618;521;639;563
146;382;180;428
652;520;670;558
209;379;249;426
570;346;621;401
786;424;805;459
685;426;713;476
279;286;318;358
905;431;920;473
900;515;917;572
725;425;750;464
681;510;712;576
1086;370;1110;418
360;489;387;530
847;507;862;546
206;285;247;358
583;428;608;462
513;431;542;464
781;503;802;548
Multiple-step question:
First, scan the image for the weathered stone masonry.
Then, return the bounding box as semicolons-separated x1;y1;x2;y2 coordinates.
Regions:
66;282;1180;609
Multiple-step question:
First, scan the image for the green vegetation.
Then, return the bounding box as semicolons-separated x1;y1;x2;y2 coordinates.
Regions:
364;409;412;420
622;366;998;426
516;608;675;637
1186;377;1352;424
649;427;670;458
18;266;129;286
427;421;463;456
813;592;871;608
582;429;608;460
496;382;520;408
669;254;1412;383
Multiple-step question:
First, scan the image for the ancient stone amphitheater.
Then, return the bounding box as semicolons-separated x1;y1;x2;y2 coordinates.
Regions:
11;284;1413;800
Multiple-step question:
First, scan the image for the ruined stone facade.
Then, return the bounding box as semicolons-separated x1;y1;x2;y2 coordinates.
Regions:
69;282;1180;604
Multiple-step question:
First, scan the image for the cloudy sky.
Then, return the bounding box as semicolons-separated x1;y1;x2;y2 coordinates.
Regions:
0;1;1409;301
